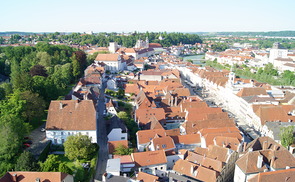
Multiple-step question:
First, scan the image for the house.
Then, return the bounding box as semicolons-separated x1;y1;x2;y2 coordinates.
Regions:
234;137;295;182
140;70;164;81
95;54;124;72
0;172;74;182
106;99;117;116
107;78;117;90
136;129;166;152
248;168;295;182
172;159;218;182
136;172;159;182
148;135;176;153
45;100;97;144
107;116;128;142
171;134;201;150
131;150;167;177
106;158;121;176
113;155;135;173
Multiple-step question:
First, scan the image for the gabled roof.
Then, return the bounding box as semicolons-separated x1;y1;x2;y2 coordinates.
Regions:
151;136;175;151
95;53;120;61
135;108;166;127
236;87;267;97
136;172;159;182
248;168;295;182
131;150;167;167
46;100;96;131
236;149;295;174
255;105;295;125
245;136;283;152
0;172;71;182
172;134;201;145
137;129;166;144
206;145;231;163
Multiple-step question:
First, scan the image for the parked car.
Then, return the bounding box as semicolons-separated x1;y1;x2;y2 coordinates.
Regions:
23;143;30;148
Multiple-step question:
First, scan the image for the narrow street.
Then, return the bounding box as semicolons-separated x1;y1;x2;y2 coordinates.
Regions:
94;79;108;181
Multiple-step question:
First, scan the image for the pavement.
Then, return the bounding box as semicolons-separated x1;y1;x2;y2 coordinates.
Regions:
180;76;254;142
27;122;51;159
94;80;109;181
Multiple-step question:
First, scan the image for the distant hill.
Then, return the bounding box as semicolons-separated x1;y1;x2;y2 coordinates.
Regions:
193;31;295;37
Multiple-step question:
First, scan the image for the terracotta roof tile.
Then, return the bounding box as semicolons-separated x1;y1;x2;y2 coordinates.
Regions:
248;168;295;182
136;171;159;182
137;129;166;144
95;53;120;61
236;87;267;97
131;150;167;167
46;100;96;131
0;172;71;182
108;140;128;154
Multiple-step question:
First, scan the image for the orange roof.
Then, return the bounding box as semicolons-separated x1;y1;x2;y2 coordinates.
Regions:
172;134;201;145
108;140;128;154
136;172;159;182
248;168;295;182
236;87;267;97
95;53;119;61
131;150;167;167
151;136;175;151
113;155;134;164
46;100;96;131
137;129;166;144
136;108;166;126
0;172;71;182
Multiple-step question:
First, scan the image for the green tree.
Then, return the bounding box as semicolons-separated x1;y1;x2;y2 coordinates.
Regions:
113;144;133;155
19;90;46;122
72;55;80;79
280;126;295;148
15;151;39;171
58;162;73;175
117;111;129;122
64;134;97;161
40;154;61;172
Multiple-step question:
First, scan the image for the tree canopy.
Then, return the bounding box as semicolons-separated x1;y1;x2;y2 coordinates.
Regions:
280;126;295;148
63;134;97;161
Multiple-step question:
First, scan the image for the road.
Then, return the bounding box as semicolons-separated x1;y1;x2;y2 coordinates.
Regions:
94;79;109;181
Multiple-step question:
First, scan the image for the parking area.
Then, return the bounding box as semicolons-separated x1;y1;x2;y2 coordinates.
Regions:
26;123;50;159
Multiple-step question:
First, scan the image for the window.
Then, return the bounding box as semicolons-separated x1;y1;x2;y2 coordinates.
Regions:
62;139;65;144
53;132;56;136
61;132;63;135
121;137;125;140
68;132;70;135
162;144;166;148
161;167;163;170
86;132;89;135
155;168;157;170
54;139;57;144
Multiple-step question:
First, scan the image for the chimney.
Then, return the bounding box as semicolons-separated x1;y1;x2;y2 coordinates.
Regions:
243;142;247;152
222;142;226;148
190;165;194;175
263;141;268;150
59;102;63;109
286;166;290;169
270;156;275;168
174;96;178;106
257;155;263;168
35;178;40;182
12;174;17;182
249;147;253;152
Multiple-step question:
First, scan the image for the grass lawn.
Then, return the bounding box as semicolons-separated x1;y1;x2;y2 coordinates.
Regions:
57;154;96;182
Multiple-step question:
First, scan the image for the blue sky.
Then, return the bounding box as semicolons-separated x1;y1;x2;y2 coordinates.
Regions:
1;0;294;32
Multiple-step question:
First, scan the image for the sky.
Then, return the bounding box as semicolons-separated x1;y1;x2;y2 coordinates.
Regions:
1;0;294;33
